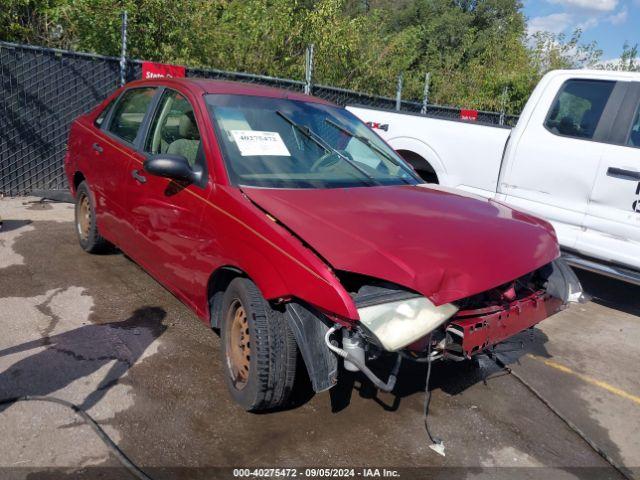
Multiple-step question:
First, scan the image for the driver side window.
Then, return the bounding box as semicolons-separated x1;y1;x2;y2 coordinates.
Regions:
145;90;202;167
544;79;614;140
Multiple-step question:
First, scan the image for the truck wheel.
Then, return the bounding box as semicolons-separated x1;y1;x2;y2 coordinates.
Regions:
74;181;110;253
220;277;297;411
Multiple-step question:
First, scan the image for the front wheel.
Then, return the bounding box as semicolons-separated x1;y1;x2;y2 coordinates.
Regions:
220;277;298;411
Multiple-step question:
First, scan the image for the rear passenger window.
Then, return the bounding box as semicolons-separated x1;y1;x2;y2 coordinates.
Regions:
545;80;614;140
94;98;115;128
108;88;156;143
628;105;640;147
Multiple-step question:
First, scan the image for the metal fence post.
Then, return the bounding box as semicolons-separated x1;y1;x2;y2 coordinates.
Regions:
304;44;314;95
119;10;128;86
499;85;509;126
395;73;403;111
421;72;431;115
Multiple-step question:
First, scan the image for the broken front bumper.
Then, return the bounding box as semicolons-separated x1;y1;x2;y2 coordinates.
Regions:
444;290;564;360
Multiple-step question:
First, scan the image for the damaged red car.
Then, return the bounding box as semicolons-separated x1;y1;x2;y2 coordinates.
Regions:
65;78;584;411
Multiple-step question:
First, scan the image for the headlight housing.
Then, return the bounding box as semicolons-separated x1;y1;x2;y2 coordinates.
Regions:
347;279;458;352
358;296;458;351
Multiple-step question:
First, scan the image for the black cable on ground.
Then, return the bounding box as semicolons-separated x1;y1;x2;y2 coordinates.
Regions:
0;395;153;480
488;354;633;480
422;336;444;452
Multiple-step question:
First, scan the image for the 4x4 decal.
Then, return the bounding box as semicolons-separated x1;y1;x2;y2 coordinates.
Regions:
633;182;640;212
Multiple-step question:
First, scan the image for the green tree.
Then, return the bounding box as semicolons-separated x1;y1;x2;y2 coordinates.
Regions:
597;42;639;72
529;29;602;73
0;0;626;114
0;0;73;48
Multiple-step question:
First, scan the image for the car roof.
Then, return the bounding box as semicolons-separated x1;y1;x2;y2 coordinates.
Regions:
125;77;336;106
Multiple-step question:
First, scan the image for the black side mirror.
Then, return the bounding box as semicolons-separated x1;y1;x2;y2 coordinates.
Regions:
144;154;203;185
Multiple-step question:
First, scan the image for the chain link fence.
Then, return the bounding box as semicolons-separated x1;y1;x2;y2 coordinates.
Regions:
0;41;518;196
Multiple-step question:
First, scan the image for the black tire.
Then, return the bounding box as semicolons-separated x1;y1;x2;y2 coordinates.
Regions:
220;277;298;411
74;181;110;253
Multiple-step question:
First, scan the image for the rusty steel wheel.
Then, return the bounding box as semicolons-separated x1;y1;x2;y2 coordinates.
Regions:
77;194;91;241
224;299;251;390
74;181;110;253
219;277;298;411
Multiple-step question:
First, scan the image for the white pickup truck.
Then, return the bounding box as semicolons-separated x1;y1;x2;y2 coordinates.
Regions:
348;69;640;285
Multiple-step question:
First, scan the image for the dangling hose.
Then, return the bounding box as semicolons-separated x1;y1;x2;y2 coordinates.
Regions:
324;325;401;392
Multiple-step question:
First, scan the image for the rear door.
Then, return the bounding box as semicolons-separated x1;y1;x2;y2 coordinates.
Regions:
578;83;640;270
124;88;209;309
502;78;616;249
93;87;157;245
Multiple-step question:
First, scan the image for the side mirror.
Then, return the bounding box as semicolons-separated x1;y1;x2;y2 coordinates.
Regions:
143;154;203;185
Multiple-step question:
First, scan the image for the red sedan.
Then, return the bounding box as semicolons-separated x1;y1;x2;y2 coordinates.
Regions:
65;78;583;411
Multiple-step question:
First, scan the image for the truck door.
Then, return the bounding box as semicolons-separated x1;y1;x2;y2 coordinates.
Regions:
578;83;640;270
501;78;616;249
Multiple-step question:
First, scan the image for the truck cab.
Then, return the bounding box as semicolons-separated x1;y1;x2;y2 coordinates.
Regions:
497;70;640;284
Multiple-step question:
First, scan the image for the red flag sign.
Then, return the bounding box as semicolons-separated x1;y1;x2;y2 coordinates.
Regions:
141;62;186;80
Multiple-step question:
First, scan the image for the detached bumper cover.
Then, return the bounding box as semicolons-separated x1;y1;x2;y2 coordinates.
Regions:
445;290;564;359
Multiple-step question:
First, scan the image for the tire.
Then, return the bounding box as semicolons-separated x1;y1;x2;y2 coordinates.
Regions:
74;181;110;253
220;277;298;411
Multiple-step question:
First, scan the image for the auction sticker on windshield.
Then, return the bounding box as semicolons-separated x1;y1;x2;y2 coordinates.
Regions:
231;130;290;157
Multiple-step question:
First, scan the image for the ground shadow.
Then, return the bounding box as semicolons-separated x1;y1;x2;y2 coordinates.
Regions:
574;269;640;316
0;307;167;413
0;219;33;233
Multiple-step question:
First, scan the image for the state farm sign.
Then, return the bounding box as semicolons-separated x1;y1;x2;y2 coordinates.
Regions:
141;62;186;80
460;109;479;121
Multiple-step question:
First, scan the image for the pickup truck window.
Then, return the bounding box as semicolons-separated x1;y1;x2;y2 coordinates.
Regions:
544;79;614;140
629;105;640;147
108;88;156;144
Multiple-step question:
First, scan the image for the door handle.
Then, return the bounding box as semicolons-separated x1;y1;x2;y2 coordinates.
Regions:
607;167;640;181
92;143;103;154
131;169;147;184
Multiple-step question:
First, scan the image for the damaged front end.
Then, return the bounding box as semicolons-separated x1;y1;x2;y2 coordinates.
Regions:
443;259;584;361
286;259;584;393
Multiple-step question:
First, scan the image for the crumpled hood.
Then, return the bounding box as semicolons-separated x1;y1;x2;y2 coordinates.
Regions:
243;184;560;305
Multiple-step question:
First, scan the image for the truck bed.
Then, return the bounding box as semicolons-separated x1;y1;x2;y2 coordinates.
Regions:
347;105;512;197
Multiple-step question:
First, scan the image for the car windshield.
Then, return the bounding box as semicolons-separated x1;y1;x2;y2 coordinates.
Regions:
205;94;421;189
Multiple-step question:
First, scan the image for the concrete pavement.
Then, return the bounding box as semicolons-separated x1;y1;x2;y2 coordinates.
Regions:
0;197;638;479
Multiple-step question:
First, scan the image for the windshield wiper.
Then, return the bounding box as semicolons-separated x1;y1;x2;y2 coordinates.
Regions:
324;118;418;184
276;111;380;186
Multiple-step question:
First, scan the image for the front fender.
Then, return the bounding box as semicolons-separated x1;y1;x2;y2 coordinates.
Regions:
198;186;359;322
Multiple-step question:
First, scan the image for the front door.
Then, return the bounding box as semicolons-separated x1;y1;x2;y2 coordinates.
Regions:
124;88;209;310
580;87;640;270
501;78;616;250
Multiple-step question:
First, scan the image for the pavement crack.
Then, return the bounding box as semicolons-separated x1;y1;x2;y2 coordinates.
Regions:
49;346;133;367
35;288;63;345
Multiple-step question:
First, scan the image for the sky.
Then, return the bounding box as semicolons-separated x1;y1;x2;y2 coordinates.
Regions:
523;0;640;61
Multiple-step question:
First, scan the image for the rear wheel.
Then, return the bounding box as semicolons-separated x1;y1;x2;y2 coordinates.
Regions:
220;277;298;411
75;181;110;253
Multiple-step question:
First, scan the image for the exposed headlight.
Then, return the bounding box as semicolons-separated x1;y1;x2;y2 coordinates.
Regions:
358;297;458;352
